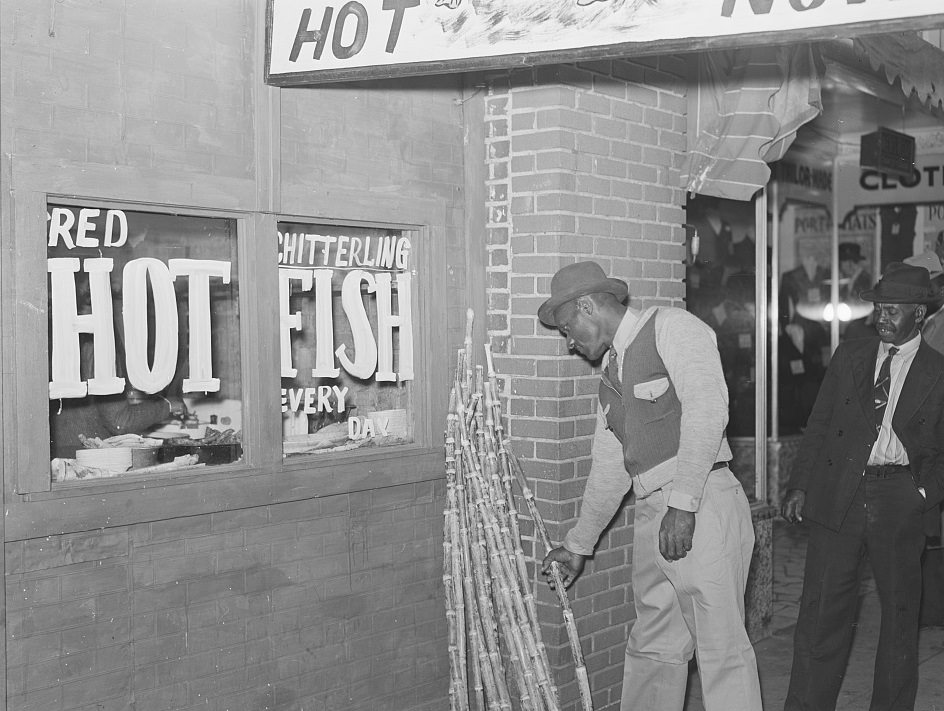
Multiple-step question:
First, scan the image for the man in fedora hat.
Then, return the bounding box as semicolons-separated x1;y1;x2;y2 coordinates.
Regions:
538;261;761;711
782;262;944;711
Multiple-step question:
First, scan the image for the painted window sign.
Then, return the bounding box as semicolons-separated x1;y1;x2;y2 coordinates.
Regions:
47;205;243;482
266;0;943;84
278;222;414;456
836;154;944;219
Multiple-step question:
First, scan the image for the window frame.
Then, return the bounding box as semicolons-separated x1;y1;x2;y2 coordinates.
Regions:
275;217;427;461
5;194;445;541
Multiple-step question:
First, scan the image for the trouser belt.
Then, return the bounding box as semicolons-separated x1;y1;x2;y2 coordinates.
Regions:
864;464;910;478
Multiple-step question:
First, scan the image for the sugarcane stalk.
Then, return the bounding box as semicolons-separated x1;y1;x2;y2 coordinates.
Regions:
509;453;594;711
460;416;557;709
483;348;553;688
445;413;470;711
467;507;512;710
459;489;503;710
457;429;512;710
452;400;492;711
474;472;558;711
484;356;550;680
460;508;487;711
444;531;465;710
459;383;537;710
445;321;588;711
465;462;543;710
464;308;475;400
499;466;556;709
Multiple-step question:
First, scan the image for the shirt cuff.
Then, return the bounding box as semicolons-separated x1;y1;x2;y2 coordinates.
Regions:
562;530;595;557
666;489;700;512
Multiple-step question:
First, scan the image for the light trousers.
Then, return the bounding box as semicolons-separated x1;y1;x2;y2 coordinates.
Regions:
620;468;762;711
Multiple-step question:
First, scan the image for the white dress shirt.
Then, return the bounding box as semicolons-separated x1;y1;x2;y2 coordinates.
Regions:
867;333;920;466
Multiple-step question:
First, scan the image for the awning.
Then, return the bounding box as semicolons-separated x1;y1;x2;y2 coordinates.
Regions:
683;44;823;202
853;32;944;112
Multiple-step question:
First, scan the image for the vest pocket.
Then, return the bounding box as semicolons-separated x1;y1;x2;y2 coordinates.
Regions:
632;377;670;402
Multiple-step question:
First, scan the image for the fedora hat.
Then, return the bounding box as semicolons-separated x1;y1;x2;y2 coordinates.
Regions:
538;261;628;327
860;262;943;304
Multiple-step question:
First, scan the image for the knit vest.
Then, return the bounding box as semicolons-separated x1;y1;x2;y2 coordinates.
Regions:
599;310;682;476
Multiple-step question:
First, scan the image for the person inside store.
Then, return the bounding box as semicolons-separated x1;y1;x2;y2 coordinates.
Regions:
689;196;735;291
538;261;762;711
837;241;875;341
781;261;944;711
50;340;188;460
701;271;756;436
779;254;831;430
838;241;872;302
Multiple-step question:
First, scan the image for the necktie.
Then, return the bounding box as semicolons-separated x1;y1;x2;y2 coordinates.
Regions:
873;346;899;432
607;349;622;395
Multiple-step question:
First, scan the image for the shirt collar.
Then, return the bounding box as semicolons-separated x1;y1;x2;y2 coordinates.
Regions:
879;332;921;358
610;306;656;362
611;307;641;356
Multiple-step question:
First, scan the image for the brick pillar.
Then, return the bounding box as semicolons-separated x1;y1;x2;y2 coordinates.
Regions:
484;58;689;710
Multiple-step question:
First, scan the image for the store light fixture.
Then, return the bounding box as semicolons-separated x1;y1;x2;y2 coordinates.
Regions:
860;126;915;180
822;302;853;322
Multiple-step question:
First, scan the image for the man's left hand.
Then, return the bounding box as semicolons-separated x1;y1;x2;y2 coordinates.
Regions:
659;507;696;561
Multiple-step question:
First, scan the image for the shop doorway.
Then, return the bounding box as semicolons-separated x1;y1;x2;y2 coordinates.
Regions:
685;36;944;509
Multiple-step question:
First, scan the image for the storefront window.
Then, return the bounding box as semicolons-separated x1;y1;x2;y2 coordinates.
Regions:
686;195;759;501
776;202;836;434
278;222;414;457
47;205;242;482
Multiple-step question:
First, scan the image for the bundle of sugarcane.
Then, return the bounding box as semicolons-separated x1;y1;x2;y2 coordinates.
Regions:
443;309;593;711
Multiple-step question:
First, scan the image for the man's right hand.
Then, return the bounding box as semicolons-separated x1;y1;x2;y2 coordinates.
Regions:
781;489;806;524
541;547;586;590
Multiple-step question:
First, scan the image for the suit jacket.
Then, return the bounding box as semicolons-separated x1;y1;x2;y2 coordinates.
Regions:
788;336;944;531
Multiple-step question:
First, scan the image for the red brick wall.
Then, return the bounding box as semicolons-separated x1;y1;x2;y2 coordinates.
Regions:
485;59;690;710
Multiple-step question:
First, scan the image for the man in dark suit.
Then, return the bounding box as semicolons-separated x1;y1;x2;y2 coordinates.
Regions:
781;262;944;711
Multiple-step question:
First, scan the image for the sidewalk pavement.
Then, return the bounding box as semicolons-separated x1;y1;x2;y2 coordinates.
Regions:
683;519;944;710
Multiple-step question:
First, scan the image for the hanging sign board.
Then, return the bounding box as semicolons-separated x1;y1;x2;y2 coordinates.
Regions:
266;0;944;85
836;153;944;220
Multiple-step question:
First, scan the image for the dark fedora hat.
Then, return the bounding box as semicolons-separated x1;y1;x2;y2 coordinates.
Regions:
860;262;943;304
538;261;628;327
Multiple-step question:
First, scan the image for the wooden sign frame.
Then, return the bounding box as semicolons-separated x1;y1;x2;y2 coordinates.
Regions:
265;0;944;86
